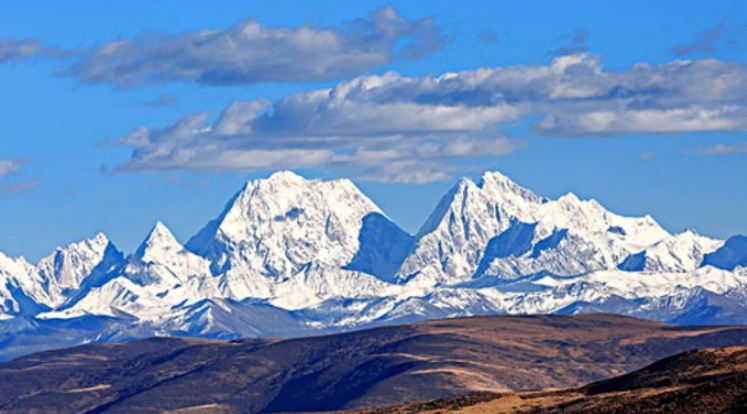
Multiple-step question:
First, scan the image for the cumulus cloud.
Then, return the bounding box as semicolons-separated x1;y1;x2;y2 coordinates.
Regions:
62;6;448;89
108;53;747;183
0;39;75;64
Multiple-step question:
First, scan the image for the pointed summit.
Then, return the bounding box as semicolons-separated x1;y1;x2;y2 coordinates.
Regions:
145;221;177;243
479;170;519;188
135;221;183;261
124;221;212;288
478;171;545;205
558;192;581;204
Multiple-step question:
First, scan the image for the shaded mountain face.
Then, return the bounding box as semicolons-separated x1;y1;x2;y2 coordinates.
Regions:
4;315;747;414
704;235;747;271
343;212;415;283
0;170;746;360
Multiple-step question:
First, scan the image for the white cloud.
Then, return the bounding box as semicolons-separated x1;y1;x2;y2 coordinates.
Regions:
0;158;31;178
62;6;448;89
109;53;747;183
0;39;74;64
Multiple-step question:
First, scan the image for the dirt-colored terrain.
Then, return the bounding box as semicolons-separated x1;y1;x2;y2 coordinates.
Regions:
2;314;747;413
341;345;747;414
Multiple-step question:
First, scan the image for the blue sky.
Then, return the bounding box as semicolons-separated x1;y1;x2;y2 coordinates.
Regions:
1;0;747;261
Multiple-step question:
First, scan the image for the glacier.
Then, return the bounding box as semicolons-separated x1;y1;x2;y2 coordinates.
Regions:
0;170;745;361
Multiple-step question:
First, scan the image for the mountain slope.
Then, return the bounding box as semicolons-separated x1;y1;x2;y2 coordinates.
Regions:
337;345;747;414
3;315;747;414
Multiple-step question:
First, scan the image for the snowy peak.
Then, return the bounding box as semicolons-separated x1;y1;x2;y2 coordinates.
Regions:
122;221;212;290
3;169;747;358
186;171;388;280
618;230;723;273
135;221;183;261
478;171;546;206
36;233;123;293
197;171;381;244
399;170;671;285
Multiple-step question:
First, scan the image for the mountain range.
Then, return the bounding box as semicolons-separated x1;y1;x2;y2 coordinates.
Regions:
1;170;746;361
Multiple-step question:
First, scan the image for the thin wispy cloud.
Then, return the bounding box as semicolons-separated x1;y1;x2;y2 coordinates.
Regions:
671;18;728;56
106;52;747;183
695;141;747;154
478;31;502;44
146;94;176;107
0;158;38;195
0;180;40;195
0;39;77;65
0;158;32;178
551;27;590;56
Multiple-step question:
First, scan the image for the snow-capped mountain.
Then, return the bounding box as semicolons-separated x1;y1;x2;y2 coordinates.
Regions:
617;230;724;273
186;171;385;277
35;233;124;306
0;170;746;361
397;172;669;286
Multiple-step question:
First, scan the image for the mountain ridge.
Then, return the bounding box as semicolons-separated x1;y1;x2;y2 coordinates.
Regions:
0;170;746;360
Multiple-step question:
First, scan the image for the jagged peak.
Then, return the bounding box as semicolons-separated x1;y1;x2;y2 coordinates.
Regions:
51;232;111;253
136;221;183;259
145;221;177;243
36;232;116;273
558;192;581;204
416;178;474;238
556;193;607;212
91;232;109;244
456;176;476;188
478;171;544;204
479;170;514;186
